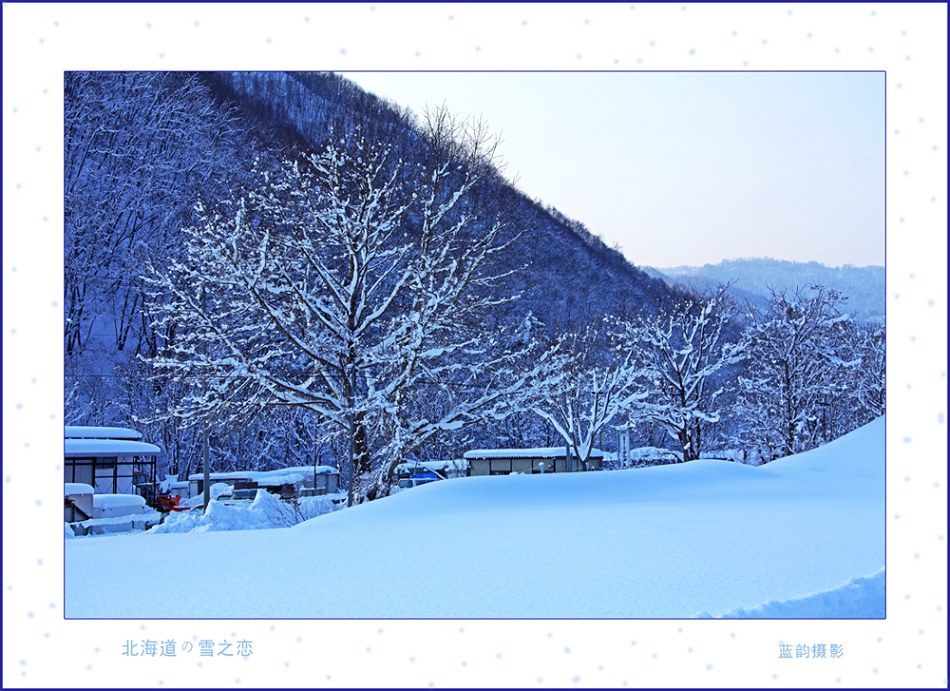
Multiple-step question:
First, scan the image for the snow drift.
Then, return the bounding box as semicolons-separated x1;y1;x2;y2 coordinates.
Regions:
711;569;886;619
149;491;339;534
65;417;884;618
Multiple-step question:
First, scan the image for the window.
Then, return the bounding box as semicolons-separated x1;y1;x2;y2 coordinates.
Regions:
512;459;533;474
66;461;94;486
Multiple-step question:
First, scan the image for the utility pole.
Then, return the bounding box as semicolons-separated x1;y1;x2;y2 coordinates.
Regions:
346;362;357;508
313;434;320;495
202;426;210;510
201;285;211;512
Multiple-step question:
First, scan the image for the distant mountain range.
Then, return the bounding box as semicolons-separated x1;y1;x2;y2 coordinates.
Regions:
643;258;885;322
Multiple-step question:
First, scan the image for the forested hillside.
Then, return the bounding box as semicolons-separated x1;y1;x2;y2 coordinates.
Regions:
65;72;884;502
65;71;673;489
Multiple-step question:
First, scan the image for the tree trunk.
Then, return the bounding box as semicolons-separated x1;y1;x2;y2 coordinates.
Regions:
354;412;372;475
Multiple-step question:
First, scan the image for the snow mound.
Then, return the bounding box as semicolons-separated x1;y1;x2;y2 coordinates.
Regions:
764;416;884;480
149;491;339;534
705;569;885;619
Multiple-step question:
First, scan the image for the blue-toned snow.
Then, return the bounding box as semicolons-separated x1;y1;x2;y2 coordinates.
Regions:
65;417;884;618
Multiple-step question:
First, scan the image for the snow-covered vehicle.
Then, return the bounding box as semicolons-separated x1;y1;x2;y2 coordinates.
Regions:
393;468;444;491
396;475;439;490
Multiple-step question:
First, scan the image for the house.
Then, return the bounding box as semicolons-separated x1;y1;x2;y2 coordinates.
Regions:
64;426;160;504
186;466;340;501
463;447;605;476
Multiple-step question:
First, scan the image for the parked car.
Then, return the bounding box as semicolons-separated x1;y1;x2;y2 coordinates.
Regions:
394;468;444;491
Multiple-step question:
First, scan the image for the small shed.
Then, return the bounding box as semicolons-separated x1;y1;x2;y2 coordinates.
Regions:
64;426;160;503
64;483;94;522
281;466;341;496
463;447;605;476
186;467;339;500
187;471;259;499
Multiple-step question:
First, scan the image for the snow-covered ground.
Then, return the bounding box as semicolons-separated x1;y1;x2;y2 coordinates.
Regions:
65;417;884;619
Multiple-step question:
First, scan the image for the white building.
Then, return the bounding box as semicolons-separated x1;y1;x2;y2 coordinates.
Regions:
64;426;161;501
463;447;605;476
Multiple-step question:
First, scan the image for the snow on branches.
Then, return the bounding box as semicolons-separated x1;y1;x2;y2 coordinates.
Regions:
625;287;745;462
145;129;556;503
733;285;862;461
531;323;645;471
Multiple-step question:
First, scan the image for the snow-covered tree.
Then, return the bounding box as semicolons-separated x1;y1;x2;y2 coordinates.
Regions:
145;129;560;503
733;285;860;461
627;287;745;462
850;321;886;422
532;324;645;470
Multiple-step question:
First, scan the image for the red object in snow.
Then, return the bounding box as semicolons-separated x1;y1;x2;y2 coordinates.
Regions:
154;494;183;512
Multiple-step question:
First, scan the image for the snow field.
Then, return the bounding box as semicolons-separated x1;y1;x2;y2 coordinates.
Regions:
65;417;884;618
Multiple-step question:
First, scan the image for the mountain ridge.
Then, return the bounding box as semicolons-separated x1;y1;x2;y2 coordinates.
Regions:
644;257;885;321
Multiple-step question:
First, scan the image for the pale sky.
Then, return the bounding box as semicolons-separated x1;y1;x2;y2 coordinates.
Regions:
345;71;885;269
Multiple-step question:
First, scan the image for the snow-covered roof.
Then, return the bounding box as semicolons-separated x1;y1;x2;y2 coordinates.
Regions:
395;459;468;473
187;469;308;485
64;438;161;457
64;483;94;496
93;494;147;509
187;471;256;482
65;426;142;441
463;447;604;460
256;473;305;487
280;465;340;476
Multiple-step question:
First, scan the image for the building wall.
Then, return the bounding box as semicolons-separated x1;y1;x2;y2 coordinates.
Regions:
469;456;573;476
